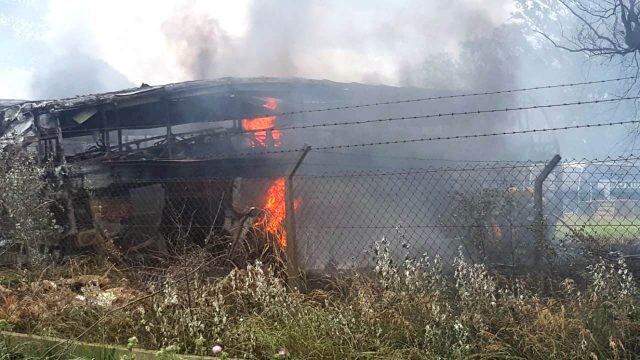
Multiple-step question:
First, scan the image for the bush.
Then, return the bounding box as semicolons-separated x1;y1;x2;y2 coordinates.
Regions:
1;241;639;359
0;151;59;266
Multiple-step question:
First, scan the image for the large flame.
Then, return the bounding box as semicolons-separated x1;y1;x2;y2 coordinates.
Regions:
257;178;301;249
242;97;282;147
244;98;297;248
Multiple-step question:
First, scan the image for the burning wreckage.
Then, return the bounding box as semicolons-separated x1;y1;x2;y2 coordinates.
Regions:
1;77;565;269
0;78;362;255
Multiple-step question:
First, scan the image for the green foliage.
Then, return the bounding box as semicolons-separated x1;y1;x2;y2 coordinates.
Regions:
0;151;59;265
0;320;11;332
119;336;138;360
446;187;536;265
155;345;180;360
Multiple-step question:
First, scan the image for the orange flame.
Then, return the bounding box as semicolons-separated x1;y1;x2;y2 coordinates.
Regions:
257;178;301;249
242;97;281;147
262;97;278;110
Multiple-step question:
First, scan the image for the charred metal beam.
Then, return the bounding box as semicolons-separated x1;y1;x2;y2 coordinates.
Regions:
164;96;173;159
99;106;110;157
113;102;123;153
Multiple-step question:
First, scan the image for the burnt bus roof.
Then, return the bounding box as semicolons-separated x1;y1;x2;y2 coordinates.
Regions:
0;99;28;109
4;77;427;139
2;77;439;138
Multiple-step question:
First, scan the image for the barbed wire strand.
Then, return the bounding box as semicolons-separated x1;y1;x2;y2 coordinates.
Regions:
262;76;637;117
276;95;640;132
147;118;640;160
314;149;546;163
6;95;634;150
59;154;639;182
1;77;635;138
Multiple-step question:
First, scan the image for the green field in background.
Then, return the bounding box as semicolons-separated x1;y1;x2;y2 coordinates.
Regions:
555;214;640;242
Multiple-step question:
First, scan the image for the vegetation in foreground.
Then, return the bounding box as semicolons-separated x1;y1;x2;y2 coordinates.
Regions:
0;240;638;360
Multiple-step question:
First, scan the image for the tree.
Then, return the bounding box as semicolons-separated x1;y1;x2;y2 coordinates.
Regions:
518;0;640;68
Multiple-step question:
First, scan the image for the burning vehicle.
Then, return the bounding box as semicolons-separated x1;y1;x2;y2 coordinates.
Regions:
1;77;556;267
1;77;468;258
0;78;335;255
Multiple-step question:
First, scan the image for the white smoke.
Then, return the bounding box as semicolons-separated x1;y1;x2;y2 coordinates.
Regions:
159;0;514;85
162;2;231;80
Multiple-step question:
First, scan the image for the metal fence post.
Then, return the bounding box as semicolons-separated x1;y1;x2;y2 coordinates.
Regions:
534;154;561;266
285;145;311;287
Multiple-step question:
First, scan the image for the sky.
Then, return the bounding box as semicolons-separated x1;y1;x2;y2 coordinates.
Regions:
2;0;637;159
0;0;515;100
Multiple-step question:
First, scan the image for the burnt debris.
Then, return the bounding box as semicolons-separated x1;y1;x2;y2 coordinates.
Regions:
1;77;430;253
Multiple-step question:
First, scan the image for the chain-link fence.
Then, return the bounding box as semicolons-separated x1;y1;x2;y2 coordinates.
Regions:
293;156;640;272
7;155;640;273
294;162;543;271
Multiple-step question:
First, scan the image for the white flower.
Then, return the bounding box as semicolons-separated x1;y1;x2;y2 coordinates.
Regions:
276;348;289;358
211;344;223;355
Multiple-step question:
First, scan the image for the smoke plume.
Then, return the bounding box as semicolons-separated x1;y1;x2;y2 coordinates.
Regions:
161;0;312;80
162;4;230;80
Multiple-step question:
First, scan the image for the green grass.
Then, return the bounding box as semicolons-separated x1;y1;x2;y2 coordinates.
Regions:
0;335;119;360
555;214;640;242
